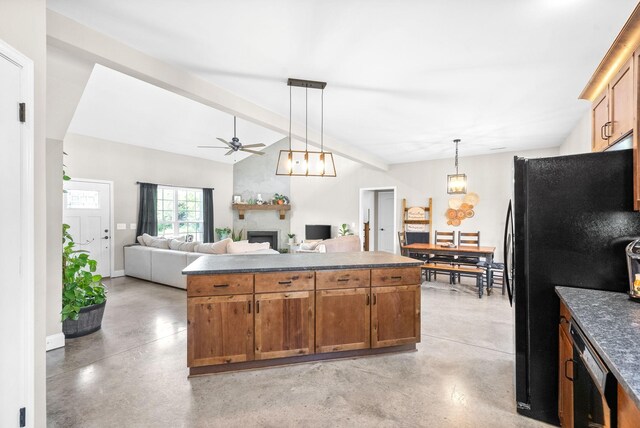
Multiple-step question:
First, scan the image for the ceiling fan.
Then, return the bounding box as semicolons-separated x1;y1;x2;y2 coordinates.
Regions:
198;116;265;156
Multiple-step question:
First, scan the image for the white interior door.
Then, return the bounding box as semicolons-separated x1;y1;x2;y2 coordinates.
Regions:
63;180;112;277
0;44;32;427
376;191;394;253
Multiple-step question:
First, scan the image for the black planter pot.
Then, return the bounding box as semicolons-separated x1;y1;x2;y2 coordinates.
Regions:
62;301;106;338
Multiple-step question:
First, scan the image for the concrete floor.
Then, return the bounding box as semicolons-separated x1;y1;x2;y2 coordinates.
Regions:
47;276;550;428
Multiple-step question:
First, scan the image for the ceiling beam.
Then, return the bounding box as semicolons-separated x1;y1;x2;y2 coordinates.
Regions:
46;10;389;171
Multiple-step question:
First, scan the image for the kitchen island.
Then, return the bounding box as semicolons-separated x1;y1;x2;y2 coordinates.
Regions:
182;251;423;376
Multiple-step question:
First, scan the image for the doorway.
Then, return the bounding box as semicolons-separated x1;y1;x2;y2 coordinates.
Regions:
0;39;34;428
359;187;397;253
63;179;114;277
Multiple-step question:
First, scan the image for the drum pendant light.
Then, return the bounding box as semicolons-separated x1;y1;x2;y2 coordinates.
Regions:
275;78;336;177
447;139;467;194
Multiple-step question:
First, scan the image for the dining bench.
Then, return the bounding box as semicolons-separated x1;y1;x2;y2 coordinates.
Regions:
422;262;487;298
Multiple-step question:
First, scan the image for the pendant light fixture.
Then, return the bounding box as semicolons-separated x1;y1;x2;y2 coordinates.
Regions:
447;139;467;194
275;78;336;177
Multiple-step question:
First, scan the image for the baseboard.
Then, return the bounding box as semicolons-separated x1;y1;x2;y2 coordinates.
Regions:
46;333;65;351
111;270;125;278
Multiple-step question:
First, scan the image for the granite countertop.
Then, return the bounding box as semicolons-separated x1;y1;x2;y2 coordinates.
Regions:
182;251;423;275
556;286;640;408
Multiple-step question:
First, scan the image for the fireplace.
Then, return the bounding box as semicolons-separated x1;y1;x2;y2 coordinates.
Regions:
247;231;278;251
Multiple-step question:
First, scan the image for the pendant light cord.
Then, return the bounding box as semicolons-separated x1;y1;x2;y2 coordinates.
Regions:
454;139;460;174
288;85;292;151
234;116;236;139
321;88;324;152
305;87;308;151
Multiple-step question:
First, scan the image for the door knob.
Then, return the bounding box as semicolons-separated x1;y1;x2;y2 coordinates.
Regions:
380;228;385;231
103;236;109;240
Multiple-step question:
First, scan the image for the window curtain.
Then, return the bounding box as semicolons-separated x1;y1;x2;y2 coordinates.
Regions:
203;188;215;243
136;183;158;239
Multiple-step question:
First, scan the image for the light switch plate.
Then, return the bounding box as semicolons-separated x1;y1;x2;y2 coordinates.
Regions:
116;223;127;230
130;223;136;230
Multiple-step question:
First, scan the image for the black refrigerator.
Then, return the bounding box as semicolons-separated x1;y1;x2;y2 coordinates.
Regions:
511;149;640;425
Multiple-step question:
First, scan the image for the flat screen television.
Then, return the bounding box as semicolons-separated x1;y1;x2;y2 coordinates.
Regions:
305;224;331;240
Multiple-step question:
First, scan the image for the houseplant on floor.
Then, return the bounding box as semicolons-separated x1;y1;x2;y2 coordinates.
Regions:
62;223;107;338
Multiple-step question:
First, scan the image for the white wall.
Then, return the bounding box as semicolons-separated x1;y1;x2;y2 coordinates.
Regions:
64;133;234;271
0;0;47;424
289;146;559;261
559;111;591;155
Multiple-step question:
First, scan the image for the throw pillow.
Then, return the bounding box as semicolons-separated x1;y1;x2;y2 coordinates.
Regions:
137;236;145;246
169;239;199;252
227;240;270;254
299;240;320;251
195;238;231;254
141;233;170;249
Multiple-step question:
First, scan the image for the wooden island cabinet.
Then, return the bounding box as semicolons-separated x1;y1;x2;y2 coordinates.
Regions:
184;252;422;375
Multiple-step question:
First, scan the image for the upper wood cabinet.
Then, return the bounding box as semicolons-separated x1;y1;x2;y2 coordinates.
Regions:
592;90;610;152
610;58;634;141
254;291;314;360
371;285;421;348
591;58;634;152
187;294;254;367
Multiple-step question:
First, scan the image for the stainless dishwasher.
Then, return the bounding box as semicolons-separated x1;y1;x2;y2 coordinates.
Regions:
570;321;617;428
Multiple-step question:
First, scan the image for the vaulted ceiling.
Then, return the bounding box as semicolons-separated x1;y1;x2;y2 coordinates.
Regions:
50;0;639;164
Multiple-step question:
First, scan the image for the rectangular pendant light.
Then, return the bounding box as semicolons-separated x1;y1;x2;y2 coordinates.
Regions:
447;173;467;194
275;78;336;177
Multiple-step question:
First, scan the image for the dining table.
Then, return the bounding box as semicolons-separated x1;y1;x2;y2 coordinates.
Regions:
401;243;496;265
402;242;496;288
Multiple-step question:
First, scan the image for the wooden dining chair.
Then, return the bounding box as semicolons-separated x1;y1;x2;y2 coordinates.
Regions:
405;231;430;261
429;230;456;281
398;231;407;256
456;231;482;282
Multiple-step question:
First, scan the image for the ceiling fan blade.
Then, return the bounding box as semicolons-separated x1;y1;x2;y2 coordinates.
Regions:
240;143;266;148
217;137;233;148
197;145;228;149
224;149;235;156
241;149;265;155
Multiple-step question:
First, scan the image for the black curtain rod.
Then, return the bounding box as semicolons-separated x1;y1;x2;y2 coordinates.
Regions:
136;181;214;190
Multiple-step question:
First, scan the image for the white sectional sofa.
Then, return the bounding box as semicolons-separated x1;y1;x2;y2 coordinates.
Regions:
124;236;278;289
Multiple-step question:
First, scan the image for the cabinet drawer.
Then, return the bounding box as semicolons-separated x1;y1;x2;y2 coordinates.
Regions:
255;271;314;293
371;267;421;286
316;269;371;290
187;274;253;297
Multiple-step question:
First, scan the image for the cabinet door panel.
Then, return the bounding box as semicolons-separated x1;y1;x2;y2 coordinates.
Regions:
187;295;254;367
372;285;421;348
316;288;370;353
255;291;314;360
610;58;634;142
558;325;574;427
592;91;609;152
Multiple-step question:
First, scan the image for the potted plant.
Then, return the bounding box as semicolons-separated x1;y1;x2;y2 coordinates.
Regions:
287;233;296;244
215;227;231;240
231;228;244;242
338;223;353;236
62;223;107;338
273;193;290;205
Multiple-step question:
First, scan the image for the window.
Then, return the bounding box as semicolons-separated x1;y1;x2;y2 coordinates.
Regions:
157;186;203;242
66;190;100;209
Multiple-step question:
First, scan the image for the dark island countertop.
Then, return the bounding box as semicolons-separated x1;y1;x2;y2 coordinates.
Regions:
556;286;640;408
182;251;423;275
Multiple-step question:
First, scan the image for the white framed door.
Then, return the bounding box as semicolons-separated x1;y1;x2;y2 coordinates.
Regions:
376;191;395;253
359;187;397;254
0;39;34;428
63;179;113;277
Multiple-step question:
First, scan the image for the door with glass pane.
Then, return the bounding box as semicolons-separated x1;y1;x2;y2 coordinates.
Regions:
63;179;112;277
157;186;203;242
